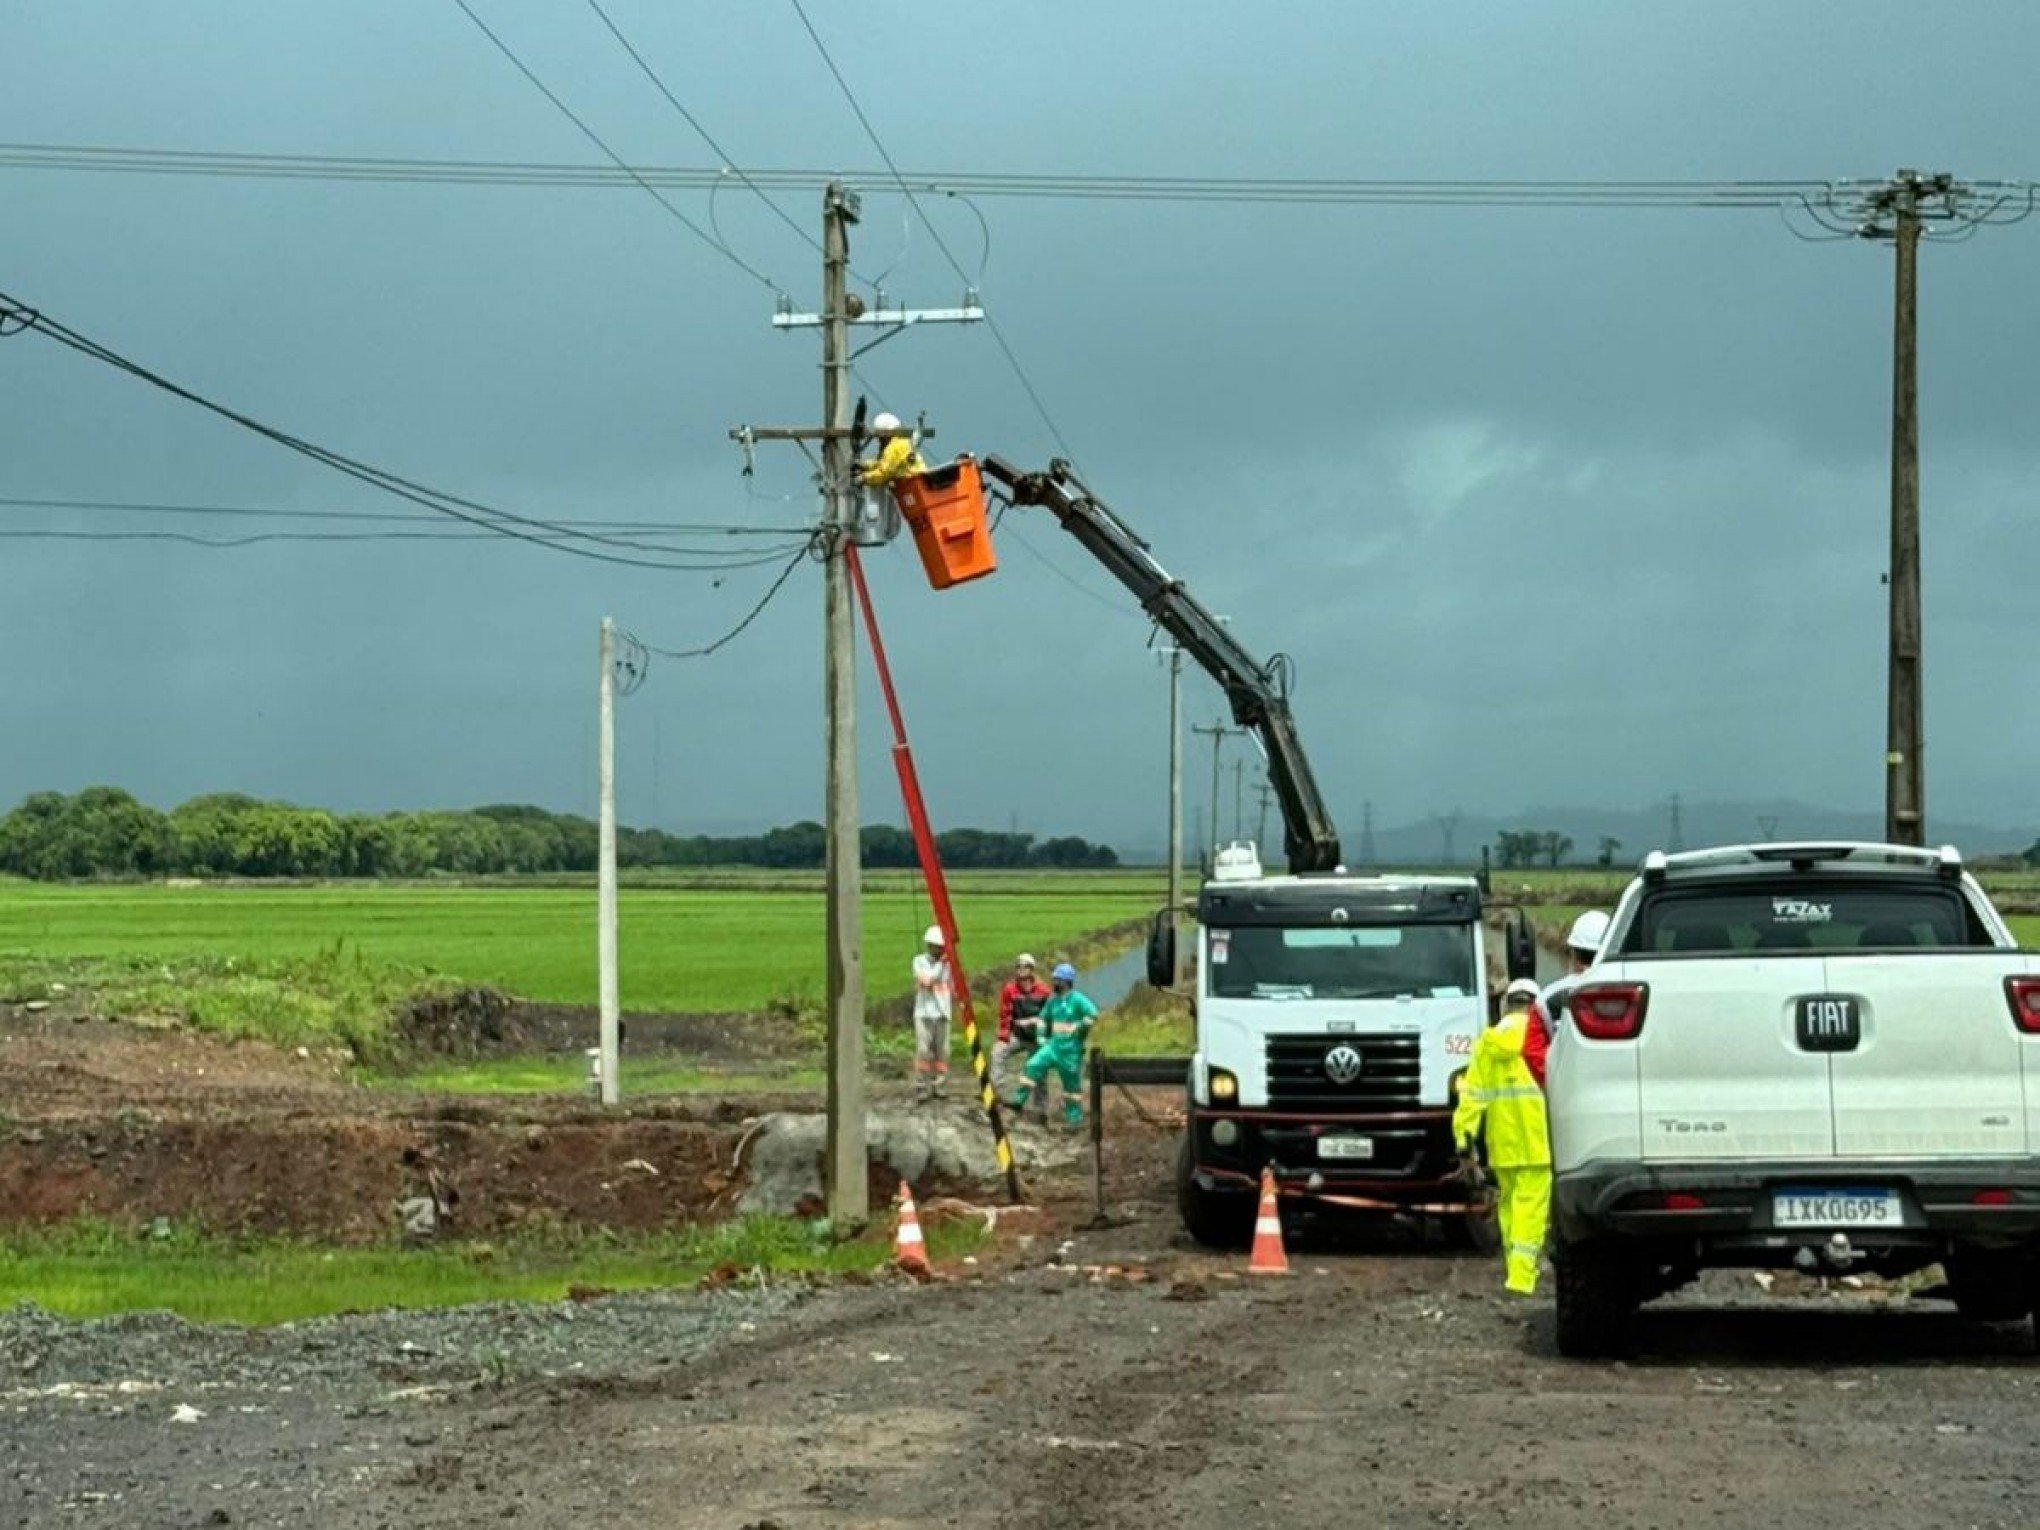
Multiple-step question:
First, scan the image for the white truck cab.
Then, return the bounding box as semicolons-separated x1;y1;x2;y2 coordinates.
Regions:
1168;844;1515;1245
1546;841;2040;1356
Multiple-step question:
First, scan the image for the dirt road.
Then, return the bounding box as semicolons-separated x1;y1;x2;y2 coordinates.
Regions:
6;1204;2038;1528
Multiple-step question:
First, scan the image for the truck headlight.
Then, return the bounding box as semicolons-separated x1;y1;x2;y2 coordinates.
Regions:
1209;1067;1238;1102
1211;1118;1240;1147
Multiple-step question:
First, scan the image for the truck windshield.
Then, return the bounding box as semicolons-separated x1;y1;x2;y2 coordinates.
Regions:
1626;883;1989;954
1206;924;1476;1000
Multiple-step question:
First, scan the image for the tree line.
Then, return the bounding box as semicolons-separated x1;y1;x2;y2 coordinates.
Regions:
0;789;1119;880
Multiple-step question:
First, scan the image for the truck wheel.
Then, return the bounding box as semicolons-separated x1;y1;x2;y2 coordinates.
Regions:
1176;1135;1253;1249
1554;1239;1637;1359
1948;1252;2035;1323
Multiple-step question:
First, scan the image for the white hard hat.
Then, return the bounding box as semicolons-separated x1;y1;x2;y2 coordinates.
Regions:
872;411;902;433
1565;910;1611;956
923;924;945;947
1015;952;1036;968
1504;977;1541;1002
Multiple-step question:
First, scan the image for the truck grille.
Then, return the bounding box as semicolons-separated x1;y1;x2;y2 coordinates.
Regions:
1265;1034;1422;1110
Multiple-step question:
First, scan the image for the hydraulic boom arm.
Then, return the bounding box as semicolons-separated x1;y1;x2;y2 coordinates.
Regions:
980;456;1342;874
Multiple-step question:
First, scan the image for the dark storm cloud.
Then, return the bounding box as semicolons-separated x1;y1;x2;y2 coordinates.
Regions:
4;0;2037;846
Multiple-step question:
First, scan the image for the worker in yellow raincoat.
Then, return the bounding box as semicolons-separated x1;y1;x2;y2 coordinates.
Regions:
1452;977;1552;1295
859;411;927;486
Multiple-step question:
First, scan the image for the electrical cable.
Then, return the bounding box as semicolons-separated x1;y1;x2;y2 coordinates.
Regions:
0;291;790;571
446;0;786;296
0;526;808;559
0;494;809;540
626;535;815;660
787;0;1086;477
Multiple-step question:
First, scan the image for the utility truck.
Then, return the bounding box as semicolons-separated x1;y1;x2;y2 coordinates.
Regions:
1546;841;2040;1357
981;457;1535;1246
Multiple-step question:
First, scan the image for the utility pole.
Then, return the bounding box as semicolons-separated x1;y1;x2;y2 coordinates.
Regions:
1794;169;2030;842
1192;721;1242;869
728;181;982;1231
597;617;620;1107
1232;758;1245;843
1668;792;1685;854
1359;800;1377;867
1253;779;1274;851
1161;646;1183;919
1885;172;1925;846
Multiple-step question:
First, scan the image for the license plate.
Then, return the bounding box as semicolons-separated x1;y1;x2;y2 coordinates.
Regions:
1772;1188;1900;1228
1317;1135;1375;1162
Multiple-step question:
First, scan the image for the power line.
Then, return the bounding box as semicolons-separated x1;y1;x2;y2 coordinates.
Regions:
627;538;815;660
0;142;1922;207
0;290;780;571
445;0;785;295
786;0;1081;463
0;526;806;560
0;494;808;540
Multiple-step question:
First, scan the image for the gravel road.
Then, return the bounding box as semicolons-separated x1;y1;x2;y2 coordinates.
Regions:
5;1216;2039;1529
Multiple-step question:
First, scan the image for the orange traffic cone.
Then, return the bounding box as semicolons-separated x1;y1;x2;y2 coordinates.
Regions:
1248;1167;1290;1276
894;1179;931;1276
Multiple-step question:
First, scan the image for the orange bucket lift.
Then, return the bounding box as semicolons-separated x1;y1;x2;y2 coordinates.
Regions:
890;454;997;590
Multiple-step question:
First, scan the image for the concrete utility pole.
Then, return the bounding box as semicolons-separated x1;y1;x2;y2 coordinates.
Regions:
1885;173;1925;846
1161;646;1184;920
1192;721;1242;868
597;617;620;1107
727;182;982;1231
1359;800;1377;867
1253;780;1274;852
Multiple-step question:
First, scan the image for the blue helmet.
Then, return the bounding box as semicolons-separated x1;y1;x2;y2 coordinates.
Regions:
1051;962;1077;985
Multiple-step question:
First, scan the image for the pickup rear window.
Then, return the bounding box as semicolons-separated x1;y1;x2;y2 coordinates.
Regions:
1622;881;1993;955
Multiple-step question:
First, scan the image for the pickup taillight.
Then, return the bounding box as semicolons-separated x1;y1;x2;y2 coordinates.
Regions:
1572;982;1650;1041
2005;976;2040;1035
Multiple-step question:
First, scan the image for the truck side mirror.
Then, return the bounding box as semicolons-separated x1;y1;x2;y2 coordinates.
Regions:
1505;909;1537;982
1146;908;1177;989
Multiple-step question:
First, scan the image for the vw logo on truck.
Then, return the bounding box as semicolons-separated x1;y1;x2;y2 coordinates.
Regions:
1324;1045;1365;1084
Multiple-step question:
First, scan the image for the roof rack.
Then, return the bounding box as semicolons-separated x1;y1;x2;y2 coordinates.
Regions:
1641;841;1965;880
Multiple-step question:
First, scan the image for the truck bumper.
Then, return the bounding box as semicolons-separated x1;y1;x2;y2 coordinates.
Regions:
1186;1106;1472;1208
1554;1157;2040;1249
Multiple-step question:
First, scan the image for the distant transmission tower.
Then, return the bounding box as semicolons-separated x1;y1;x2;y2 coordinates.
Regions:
1432;809;1464;866
1667;793;1685;854
1359;800;1378;866
1756;814;1780;841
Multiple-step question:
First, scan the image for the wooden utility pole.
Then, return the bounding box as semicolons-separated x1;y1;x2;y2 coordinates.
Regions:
596;616;620;1107
819;183;866;1228
1885;171;1925;846
727;184;981;1231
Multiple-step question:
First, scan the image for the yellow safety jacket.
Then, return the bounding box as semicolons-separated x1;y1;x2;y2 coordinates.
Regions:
1451;1004;1551;1168
859;435;928;487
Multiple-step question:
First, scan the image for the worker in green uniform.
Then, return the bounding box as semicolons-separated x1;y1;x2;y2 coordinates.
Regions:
1452;977;1553;1295
1009;962;1095;1128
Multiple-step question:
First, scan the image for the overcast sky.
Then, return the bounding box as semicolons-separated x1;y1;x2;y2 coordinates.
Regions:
5;1;2037;850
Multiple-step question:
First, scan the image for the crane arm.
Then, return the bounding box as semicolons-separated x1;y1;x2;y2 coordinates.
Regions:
979;455;1343;874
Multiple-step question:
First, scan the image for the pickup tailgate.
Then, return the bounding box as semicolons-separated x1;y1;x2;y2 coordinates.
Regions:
1630;956;1834;1161
1825;952;2037;1157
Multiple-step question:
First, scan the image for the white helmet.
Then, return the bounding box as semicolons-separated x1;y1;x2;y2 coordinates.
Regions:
1504;977;1542;1002
1565;910;1611;957
923;924;945;947
872;411;902;434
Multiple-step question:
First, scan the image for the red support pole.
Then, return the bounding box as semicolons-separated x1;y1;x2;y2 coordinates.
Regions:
844;545;1024;1203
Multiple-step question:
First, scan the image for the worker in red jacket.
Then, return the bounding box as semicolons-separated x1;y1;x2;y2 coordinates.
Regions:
1523;909;1611;1086
993;953;1052;1119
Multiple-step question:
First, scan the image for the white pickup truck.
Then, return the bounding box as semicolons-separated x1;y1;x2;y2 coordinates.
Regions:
1546;841;2040;1357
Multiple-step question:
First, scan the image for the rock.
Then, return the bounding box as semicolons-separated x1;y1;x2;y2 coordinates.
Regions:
398;1196;439;1240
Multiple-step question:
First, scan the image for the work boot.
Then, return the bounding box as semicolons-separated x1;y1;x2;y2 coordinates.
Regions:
1062;1102;1084;1130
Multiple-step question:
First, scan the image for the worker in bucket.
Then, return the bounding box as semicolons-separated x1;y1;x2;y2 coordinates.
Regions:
911;924;952;1103
1009;962;1097;1129
1522;908;1611;1086
993;953;1051;1121
1452;977;1553;1295
859;411;926;487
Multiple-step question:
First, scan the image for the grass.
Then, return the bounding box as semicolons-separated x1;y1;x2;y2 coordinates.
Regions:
368;1056;829;1095
0;1216;985;1326
2008;915;2040;947
0;874;1160;1016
